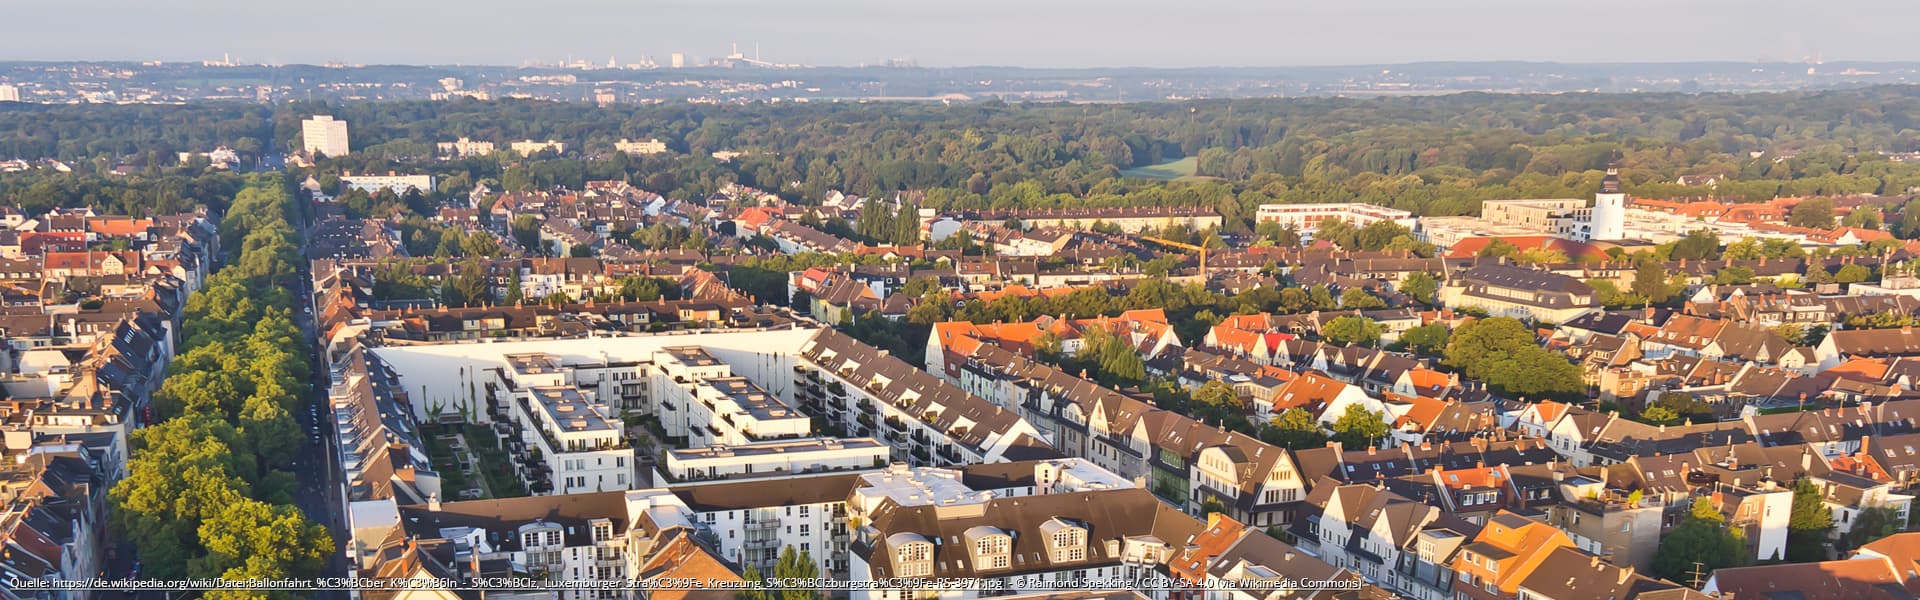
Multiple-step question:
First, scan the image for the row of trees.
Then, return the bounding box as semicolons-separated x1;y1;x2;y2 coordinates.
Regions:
109;175;333;593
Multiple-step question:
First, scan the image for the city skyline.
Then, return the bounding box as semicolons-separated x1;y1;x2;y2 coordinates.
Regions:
3;0;1914;68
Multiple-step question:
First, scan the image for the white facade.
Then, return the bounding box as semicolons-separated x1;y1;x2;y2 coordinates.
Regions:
1589;168;1627;241
664;437;889;482
511;140;567;156
615;139;669;155
496;353;636;495
302;115;351;157
341;172;435;195
437;137;497;158
1256;203;1417;232
0;84;20;103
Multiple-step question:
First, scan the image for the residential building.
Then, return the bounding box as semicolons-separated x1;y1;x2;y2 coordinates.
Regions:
341;171;435;195
302;114;351;157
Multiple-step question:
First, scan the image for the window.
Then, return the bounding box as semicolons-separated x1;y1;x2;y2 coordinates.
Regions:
976;535;1012;569
896;543;934;577
1051;528;1086;562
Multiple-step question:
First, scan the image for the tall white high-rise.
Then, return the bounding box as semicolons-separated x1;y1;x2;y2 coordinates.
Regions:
0;84;19;103
302;115;351;157
1590;166;1626;241
670;53;686;68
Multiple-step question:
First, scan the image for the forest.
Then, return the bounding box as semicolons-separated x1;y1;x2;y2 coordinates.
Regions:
11;88;1920;231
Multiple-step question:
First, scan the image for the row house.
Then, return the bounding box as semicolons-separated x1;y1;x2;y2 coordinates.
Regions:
945;342;1312;529
795;329;1054;468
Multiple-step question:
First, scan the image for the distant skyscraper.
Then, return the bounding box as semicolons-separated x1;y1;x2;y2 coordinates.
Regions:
0;84;18;103
302;115;351;157
670;53;686;69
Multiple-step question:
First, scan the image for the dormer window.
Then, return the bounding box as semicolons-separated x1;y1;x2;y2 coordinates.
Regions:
974;535;1011;570
892;538;934;577
1041;520;1088;563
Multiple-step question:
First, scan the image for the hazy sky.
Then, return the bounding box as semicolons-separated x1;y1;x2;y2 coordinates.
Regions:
3;0;1911;68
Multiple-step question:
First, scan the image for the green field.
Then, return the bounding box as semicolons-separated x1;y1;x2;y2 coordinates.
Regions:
1119;156;1200;180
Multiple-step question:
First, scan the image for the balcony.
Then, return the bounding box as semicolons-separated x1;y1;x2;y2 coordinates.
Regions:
886;430;909;444
855;413;875;428
937;446;966;464
909;446;931;463
884;416;908;432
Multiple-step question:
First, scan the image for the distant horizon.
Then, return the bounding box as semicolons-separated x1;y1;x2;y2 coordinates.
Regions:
5;58;1919;71
4;0;1915;69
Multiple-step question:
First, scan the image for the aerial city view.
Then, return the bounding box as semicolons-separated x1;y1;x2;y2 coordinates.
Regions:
12;1;1920;599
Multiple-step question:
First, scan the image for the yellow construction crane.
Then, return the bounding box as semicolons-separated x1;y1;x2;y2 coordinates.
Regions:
1140;236;1209;277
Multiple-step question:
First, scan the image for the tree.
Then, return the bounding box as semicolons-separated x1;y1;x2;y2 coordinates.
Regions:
1339;288;1386;310
1193;381;1241;413
1844;208;1883;230
1790;198;1836;229
1399;272;1439;305
1400;323;1450;355
1713;266;1756;285
1652;498;1748;582
736;565;771;600
1848;506;1904;548
1315;218;1359;249
1669;230;1722;261
773;546;824;600
194;498;333;586
1786;479;1834;562
1444;318;1538;378
1262;408;1329;450
1477;239;1518;259
1835;263;1872;284
1330;404;1390;449
1632;261;1674;304
1444;317;1583;399
1323;315;1384;346
1639;405;1680;425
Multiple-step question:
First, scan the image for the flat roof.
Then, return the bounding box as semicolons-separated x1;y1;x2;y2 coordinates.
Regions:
505;352;565;375
527;386;617;434
703;376;804;422
668;436;886;460
659;346;723;367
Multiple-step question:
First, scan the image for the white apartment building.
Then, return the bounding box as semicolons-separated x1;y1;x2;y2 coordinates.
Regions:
497;353;635;495
1256;203;1417;232
302;115;351;157
682;374;810;447
341;171;435;195
614;138;669;155
0;84;19;103
511;139;567;156
663;437;890;482
437;137;497;158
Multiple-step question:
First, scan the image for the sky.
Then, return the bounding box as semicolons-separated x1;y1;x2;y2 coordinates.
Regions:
2;0;1913;68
